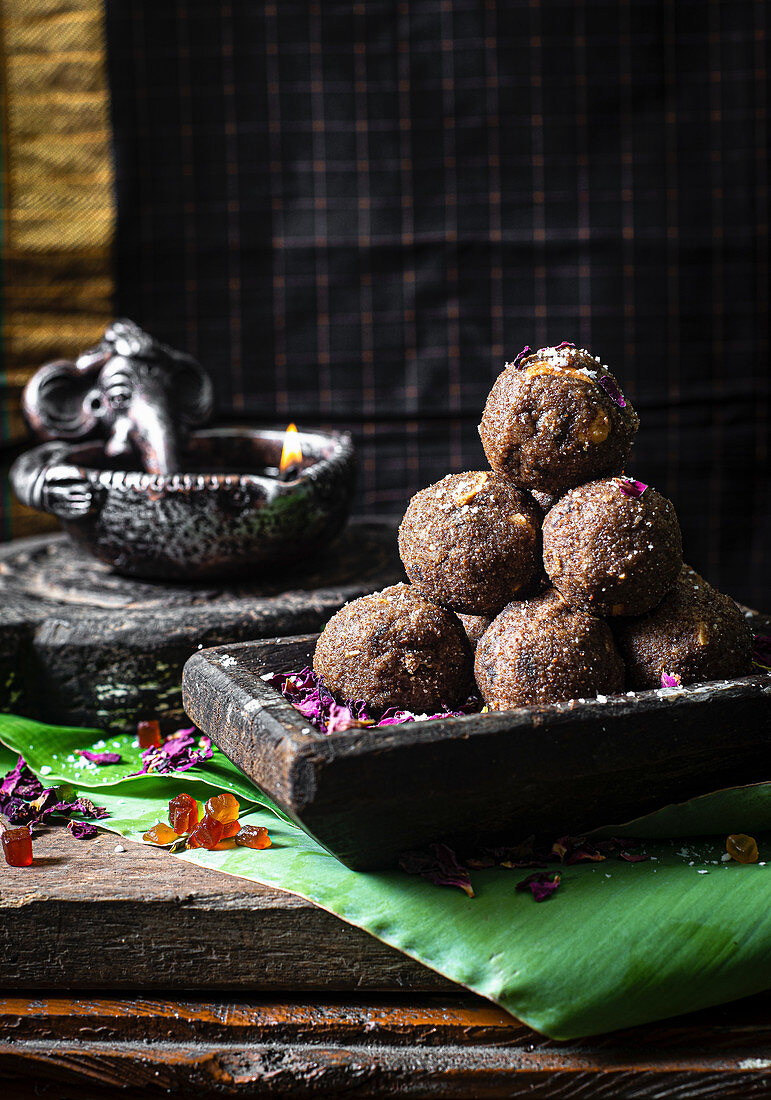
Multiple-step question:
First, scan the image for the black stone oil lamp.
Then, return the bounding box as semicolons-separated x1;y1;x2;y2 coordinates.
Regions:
11;320;356;580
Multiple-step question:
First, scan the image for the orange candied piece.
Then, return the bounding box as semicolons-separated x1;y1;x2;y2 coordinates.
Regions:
2;824;33;866
205;792;240;824
169;793;199;834
137;719;162;748
235;825;272;850
186;815;224;850
726;833;759;864
219;819;240;840
143;822;179;845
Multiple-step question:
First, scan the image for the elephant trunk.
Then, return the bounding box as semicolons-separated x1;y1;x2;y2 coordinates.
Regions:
127;392;182;475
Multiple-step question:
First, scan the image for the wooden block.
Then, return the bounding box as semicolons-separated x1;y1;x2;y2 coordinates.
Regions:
0;829;450;993
0;521;403;730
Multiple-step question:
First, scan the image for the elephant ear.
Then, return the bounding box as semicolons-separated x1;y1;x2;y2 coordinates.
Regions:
22;358;100;441
166;350;214;428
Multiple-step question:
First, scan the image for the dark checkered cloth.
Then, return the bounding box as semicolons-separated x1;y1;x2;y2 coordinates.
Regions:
98;2;771;605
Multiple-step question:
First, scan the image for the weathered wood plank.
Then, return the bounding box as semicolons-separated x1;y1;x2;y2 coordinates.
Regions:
0;521;403;730
1;994;771;1098
0;829;452;992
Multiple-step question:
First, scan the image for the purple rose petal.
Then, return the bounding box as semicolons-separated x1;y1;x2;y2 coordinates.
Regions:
752;635;771;670
660;672;682;688
509;346;532;369
400;842;475;898
67;820;99;840
598;374;627;406
76;750;122;765
516;872;561;902
0;756;108;833
130;727;213;776
267;667;477;734
554;341;576;350
617;477;648;499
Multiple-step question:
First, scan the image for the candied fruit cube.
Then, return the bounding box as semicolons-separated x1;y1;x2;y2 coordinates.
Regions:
2;825;33;866
205;792;240;824
186;815;224;850
235;825;272;850
137;719;162;748
219;819;240;840
726;833;759;864
169;793;199;834
143;822;179;845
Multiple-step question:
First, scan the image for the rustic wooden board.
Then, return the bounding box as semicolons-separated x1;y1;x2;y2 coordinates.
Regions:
2;992;771;1097
0;520;402;731
182;621;771;870
0;828;450;993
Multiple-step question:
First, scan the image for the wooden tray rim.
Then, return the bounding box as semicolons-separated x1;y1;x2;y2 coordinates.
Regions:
184;632;771;760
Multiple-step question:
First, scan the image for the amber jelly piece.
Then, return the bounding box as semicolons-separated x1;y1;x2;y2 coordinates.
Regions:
726;833;759;864
186;815;225;850
137;719;162;748
235;825;272;850
2;825;33;867
143;822;179;845
169;793;199;834
220;819;240;840
205;792;240;824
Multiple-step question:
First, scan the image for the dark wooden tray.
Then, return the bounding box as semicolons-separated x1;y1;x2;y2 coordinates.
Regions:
182;625;771;870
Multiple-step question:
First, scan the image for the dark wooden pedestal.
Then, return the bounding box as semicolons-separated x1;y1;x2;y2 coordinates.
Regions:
3;992;771;1098
1;830;770;1097
0;519;402;731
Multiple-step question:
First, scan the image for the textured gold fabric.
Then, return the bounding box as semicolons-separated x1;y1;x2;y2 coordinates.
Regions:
0;0;114;536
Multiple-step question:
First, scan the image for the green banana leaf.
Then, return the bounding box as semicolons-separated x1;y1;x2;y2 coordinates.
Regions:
0;712;289;818
3;716;771;1040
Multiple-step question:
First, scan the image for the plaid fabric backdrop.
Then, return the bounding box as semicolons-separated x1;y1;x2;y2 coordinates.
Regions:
1;0;768;606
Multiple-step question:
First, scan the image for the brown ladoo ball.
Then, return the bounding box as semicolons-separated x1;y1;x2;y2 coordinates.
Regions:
530;488;560;514
398;471;542;616
479;345;640;495
313;583;473;714
542;478;683;617
613;565;753;690
475;589;625;708
458;613;491;648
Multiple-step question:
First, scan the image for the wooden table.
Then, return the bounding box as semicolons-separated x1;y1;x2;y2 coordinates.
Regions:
2;830;771;1096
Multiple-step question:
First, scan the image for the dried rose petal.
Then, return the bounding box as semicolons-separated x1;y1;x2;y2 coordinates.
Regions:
598;375;627;407
270;667;475;734
661;672;682;688
617;477;648;498
0;756;43;802
553;341;576;350
75;750;122;765
752;635;771;670
130;727;213;776
326;702;364;733
67;820;99;840
516;872;561;902
566;845;607;865
550;837;570;862
400;842;475;898
509;346;532;369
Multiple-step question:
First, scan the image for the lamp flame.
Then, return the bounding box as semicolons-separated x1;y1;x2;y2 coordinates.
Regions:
279;423;303;475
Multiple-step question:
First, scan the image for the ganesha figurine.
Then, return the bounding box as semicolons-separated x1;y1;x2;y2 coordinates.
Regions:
11;320;356;580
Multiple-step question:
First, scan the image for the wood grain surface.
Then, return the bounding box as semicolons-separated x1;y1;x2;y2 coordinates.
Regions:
3;830;771;1096
0;828;451;993
0;520;403;730
1;992;771;1097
